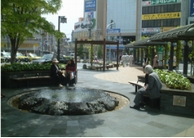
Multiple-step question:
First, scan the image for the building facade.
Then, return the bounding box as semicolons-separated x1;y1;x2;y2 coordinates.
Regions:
141;0;191;36
134;0;192;67
1;23;57;56
72;0;140;60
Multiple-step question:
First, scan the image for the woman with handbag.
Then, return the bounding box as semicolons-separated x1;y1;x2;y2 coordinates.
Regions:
65;59;76;87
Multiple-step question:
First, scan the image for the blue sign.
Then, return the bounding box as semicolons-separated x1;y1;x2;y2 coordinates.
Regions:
85;0;96;12
191;0;194;16
106;45;125;50
107;28;121;34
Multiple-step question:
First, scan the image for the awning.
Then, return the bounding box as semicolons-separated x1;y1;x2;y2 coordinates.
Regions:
126;38;167;48
150;23;194;41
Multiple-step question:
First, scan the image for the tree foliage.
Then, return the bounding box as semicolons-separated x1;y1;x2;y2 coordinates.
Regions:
1;0;64;64
77;44;84;59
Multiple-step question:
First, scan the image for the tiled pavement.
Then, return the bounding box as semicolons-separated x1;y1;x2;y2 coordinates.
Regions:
1;64;194;137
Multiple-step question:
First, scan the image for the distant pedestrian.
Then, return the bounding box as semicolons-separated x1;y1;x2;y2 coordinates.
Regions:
129;55;134;66
143;55;149;66
153;55;158;69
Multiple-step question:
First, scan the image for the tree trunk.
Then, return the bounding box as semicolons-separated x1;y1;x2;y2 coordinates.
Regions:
10;35;20;64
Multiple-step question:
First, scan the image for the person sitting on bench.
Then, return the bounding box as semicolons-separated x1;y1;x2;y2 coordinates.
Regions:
65;59;76;87
143;65;149;87
130;65;162;110
50;58;67;88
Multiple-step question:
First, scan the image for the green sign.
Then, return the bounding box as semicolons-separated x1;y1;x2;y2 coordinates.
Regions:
151;0;179;5
158;46;163;52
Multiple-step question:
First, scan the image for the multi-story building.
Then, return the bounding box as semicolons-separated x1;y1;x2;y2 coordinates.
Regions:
141;0;191;36
133;0;193;67
72;0;140;60
1;23;57;56
189;0;194;24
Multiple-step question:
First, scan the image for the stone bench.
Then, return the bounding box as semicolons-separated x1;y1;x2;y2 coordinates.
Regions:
11;76;51;87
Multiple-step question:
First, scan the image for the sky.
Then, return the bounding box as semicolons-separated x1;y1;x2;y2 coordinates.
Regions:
42;0;84;41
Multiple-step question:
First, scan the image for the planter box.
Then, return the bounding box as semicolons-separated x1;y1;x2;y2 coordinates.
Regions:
160;84;194;117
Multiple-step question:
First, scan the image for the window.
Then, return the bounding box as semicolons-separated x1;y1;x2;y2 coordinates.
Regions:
174;4;181;12
154;6;160;13
142;3;181;14
142;19;180;28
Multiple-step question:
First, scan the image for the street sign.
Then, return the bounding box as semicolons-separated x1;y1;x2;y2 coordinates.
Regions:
107;28;120;34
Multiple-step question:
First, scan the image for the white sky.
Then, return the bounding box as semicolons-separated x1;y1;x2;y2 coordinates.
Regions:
42;0;84;40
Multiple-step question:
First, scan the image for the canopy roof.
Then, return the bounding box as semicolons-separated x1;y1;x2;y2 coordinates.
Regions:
126;38;167;48
150;23;194;41
75;40;119;45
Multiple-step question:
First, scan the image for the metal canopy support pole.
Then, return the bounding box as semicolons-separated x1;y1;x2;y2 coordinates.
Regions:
137;48;140;64
75;39;78;83
57;16;60;61
117;41;119;70
169;42;174;71
151;47;155;65
75;39;77;66
141;48;144;65
183;40;189;75
103;39;106;71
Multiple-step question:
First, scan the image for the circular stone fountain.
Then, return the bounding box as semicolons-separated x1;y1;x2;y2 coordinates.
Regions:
9;87;129;115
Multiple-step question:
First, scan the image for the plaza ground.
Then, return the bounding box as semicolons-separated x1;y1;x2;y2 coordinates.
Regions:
1;64;194;137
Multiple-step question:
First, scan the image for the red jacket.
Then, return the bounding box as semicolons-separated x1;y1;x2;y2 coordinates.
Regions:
66;64;76;73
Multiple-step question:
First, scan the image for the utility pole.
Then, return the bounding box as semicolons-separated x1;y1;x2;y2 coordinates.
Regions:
88;22;93;66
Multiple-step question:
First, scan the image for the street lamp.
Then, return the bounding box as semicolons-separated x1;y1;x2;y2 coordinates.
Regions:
57;16;67;60
107;20;115;63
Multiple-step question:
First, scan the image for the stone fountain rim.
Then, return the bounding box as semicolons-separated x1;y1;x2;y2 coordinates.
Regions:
7;87;130;114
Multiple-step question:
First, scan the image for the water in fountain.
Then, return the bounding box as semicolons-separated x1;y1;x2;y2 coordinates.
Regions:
15;87;119;115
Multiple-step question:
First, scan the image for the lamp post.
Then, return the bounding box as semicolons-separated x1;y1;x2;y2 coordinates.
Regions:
107;20;115;63
57;16;67;61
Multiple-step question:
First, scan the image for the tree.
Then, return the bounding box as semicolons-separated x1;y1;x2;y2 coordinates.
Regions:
1;0;64;64
77;44;84;59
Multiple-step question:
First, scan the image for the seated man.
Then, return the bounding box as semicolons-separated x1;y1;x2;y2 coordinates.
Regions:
130;65;163;110
65;59;76;87
50;58;67;88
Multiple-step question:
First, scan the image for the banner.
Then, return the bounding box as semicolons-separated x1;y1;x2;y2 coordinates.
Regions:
142;12;181;20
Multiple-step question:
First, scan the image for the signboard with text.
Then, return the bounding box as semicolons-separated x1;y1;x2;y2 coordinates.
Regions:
85;0;96;12
142;28;160;34
142;12;181;20
107;28;121;34
151;0;179;5
191;0;194;16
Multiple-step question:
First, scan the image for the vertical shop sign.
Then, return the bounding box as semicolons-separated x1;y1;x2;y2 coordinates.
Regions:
85;0;96;12
191;0;194;16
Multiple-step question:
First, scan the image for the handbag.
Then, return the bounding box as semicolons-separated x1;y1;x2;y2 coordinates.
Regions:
70;72;74;80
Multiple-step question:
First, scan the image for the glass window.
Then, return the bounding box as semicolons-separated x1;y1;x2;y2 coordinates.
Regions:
154;6;160;13
148;7;152;14
154;20;160;27
149;20;154;27
174;3;181;12
163;5;168;12
142;7;146;14
151;6;155;13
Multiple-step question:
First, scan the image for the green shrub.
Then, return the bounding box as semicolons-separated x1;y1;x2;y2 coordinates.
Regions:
154;69;191;90
1;63;66;72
